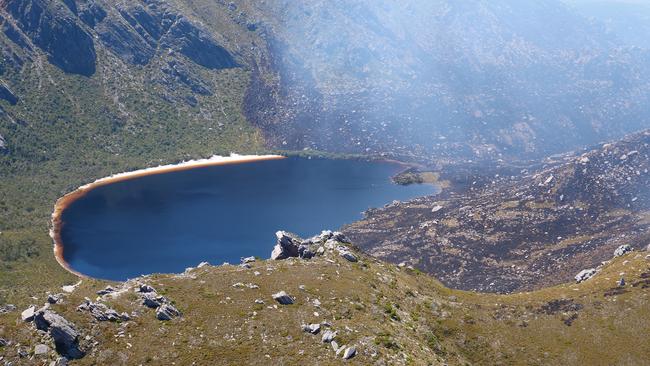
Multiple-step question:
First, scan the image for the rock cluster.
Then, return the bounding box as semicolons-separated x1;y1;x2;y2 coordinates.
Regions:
302;325;357;360
136;284;181;321
575;268;597;283
77;299;130;322
271;230;358;263
613;244;633;258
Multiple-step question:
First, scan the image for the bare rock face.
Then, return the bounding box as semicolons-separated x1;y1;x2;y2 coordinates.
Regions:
33;309;84;359
0;82;17;105
2;0;96;76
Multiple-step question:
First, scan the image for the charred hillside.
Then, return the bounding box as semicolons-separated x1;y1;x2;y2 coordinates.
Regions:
346;130;650;293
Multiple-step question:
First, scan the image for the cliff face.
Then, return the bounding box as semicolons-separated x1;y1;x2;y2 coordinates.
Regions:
2;0;97;76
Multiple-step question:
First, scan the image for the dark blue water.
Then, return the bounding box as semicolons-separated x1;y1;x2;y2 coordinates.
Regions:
60;157;437;280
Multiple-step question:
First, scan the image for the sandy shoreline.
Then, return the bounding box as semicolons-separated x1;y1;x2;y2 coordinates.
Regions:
50;154;286;278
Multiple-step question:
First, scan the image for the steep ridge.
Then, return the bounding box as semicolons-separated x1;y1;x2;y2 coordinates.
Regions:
346;130;650;293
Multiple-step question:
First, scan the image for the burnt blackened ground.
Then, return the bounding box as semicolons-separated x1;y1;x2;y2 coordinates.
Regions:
345;130;650;293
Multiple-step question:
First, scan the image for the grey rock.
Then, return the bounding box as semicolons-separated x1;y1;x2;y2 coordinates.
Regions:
332;231;349;243
0;304;16;314
241;256;256;264
96;286;115;296
141;292;166;308
614;244;633;257
271;231;301;260
319;230;333;241
272;291;294;305
321;330;337;343
156;304;181;321
0;338;8;347
302;323;321;334
33;309;83;359
298;245;315;259
138;284;155;293
34;344;49;355
340;251;358;262
342;346;357;359
77;300;129;322
47;294;62;304
331;340;339;351
50;357;69;366
575;268;597;283
21;305;35;322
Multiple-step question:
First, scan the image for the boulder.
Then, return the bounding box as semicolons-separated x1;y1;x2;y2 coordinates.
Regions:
342;346;357;359
156;304;181;321
197;261;210;268
141;292;166;308
332;232;349;243
34;309;83;359
34;344;49;355
321;330;337;343
614;244;633;257
302;323;321;334
138;284;156;293
340;251;358;263
0;338;8;347
48;294;62;304
96;286;115;296
271;231;301;260
575;268;597;283
21;305;35;322
241;256;256;264
272;291;294;305
331;340;339;352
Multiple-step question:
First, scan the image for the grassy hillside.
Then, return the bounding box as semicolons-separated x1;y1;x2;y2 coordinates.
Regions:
1;238;648;365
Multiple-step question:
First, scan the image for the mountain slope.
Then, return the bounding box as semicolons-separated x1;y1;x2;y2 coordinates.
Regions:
346;130;650;293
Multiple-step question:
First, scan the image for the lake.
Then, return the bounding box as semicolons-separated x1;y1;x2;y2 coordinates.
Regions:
57;156;437;280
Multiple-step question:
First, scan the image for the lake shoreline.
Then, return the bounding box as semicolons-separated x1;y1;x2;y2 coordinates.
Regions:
49;154;286;278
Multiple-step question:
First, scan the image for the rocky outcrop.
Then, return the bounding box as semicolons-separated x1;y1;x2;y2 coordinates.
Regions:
161;18;238;69
271;231;301;260
575;269;597;283
33;309;84;359
156;303;181;321
3;0;96;76
77;300;130;322
136;283;181;321
95;1;237;70
614;244;633;258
